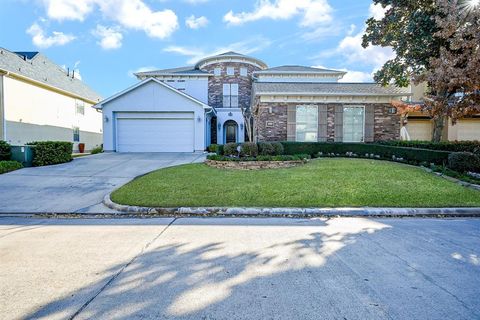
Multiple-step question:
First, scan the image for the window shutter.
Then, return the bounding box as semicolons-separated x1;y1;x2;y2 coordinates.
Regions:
364;105;375;142
318;105;328;142
334;105;343;142
287;105;296;141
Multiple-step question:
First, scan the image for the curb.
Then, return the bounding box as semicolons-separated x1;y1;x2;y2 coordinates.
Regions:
103;194;480;218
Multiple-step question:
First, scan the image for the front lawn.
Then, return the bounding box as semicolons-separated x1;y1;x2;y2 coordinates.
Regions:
111;158;480;208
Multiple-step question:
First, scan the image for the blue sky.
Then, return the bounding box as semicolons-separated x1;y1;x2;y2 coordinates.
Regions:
0;0;393;98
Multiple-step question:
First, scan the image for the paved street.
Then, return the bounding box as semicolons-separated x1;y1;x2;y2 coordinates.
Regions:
0;216;479;320
0;152;205;214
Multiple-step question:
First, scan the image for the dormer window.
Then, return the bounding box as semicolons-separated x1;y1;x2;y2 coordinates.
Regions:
227;67;235;76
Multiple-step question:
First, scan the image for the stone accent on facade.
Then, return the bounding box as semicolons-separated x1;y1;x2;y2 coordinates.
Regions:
374;104;401;141
206;159;306;170
255;102;401;142
201;62;262;110
256;103;288;141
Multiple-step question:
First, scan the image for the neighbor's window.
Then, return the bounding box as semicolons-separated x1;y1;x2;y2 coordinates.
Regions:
296;105;318;142
227;67;235;76
75;100;85;115
240;67;248;76
223;83;239;108
73;127;80;142
214;67;221;76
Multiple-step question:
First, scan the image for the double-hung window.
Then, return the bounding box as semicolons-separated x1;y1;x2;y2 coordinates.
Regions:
223;83;239;108
296;105;318;142
226;67;235;75
343;106;365;142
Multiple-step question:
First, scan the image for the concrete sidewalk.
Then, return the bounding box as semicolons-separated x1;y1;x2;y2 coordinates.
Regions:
1;216;479;319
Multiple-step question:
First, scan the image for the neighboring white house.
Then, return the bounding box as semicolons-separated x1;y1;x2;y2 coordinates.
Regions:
0;48;103;151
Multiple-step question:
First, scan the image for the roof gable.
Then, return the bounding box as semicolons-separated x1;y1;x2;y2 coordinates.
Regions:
94;77;211;109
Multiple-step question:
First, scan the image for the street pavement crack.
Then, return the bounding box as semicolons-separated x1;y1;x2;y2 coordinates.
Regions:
69;217;178;320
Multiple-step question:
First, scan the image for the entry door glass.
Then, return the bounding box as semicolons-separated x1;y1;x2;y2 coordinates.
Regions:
226;123;237;143
343;107;365;142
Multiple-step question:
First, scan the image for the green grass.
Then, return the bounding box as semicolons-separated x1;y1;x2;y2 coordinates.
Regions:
111;158;480;208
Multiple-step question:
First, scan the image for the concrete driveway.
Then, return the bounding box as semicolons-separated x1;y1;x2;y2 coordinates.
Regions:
0;217;479;320
0;152;205;214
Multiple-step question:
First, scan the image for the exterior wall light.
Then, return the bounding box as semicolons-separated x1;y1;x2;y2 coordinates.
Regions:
240;123;244;130
388;107;398;115
218;123;222;130
104;116;109;123
197;116;202;123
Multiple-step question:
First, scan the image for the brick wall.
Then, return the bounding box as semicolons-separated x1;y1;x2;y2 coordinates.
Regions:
255;102;400;142
201;62;261;110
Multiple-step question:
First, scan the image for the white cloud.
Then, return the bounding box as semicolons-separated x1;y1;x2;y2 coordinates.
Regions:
42;0;95;21
369;3;389;20
338;70;373;83
92;25;123;50
336;31;395;69
185;15;209;29
183;0;209;3
39;0;178;39
128;66;157;78
164;37;271;64
224;0;332;27
26;22;75;48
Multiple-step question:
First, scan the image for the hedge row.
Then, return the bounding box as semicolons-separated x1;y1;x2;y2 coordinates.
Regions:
0;161;23;174
378;140;480;153
280;142;451;165
0;141;11;161
27;141;73;166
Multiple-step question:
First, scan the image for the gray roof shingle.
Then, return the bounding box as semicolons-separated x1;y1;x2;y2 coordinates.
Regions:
256;65;346;74
253;82;411;96
0;48;101;102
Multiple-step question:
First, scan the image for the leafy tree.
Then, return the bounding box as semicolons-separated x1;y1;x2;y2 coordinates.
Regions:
363;0;480;141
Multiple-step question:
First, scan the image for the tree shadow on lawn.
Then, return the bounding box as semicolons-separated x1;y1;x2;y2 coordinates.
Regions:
23;218;480;320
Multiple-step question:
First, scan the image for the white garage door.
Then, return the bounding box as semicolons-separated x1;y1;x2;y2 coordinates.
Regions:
406;120;432;141
116;115;194;152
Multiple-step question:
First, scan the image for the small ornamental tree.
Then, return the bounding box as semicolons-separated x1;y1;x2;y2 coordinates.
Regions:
363;0;480;141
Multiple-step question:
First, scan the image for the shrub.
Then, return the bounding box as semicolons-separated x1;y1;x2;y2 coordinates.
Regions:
207;144;219;153
280;142;450;165
0;141;11;161
27;141;73;166
91;145;103;154
223;143;239;156
447;152;480;173
240;142;259;157
0;161;23;174
271;142;285;155
378;140;480;153
258;142;275;156
217;144;224;155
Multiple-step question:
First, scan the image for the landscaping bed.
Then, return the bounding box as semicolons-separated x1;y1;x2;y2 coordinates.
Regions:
111;158;480;208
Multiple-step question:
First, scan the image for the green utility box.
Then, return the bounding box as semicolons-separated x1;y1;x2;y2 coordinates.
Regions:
10;145;35;167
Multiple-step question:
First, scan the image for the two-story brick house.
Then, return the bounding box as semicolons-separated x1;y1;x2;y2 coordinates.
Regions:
95;52;410;152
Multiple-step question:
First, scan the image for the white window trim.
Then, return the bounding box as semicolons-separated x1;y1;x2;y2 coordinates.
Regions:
227;67;235;76
295;105;318;142
222;83;239;108
342;105;365;143
240;67;248;76
214;67;221;76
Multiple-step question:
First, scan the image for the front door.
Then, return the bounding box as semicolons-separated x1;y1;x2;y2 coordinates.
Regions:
225;122;237;143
